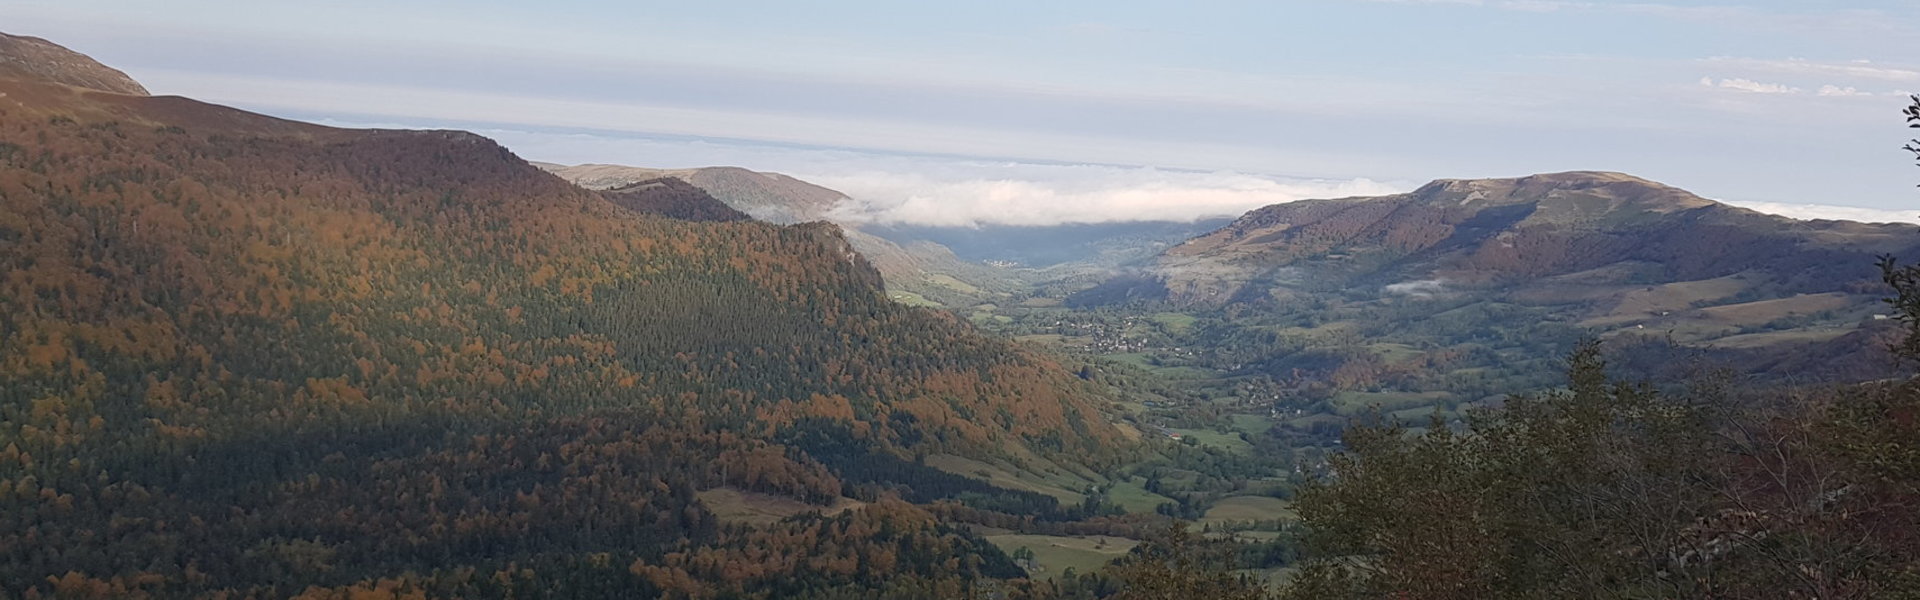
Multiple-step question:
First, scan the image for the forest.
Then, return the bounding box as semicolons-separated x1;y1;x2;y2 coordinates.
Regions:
0;75;1136;598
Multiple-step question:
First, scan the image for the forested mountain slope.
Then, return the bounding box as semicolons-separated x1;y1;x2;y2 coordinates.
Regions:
0;36;1127;598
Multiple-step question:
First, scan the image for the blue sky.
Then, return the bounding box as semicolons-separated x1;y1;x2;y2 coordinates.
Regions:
9;0;1919;225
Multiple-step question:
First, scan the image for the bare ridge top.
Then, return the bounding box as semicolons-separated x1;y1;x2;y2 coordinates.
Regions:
0;31;149;95
1405;171;1717;212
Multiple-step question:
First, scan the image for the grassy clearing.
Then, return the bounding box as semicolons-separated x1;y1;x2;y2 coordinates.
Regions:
927;273;982;294
1708;327;1855;349
1369;343;1424;365
924;454;1090;504
1106;476;1176;514
985;534;1137;579
1148;365;1217;380
1600;276;1751;321
1330;391;1453;417
1149;312;1200;335
1201;495;1295;525
1167;428;1253;452
1228;414;1274;436
886;290;945;308
1697;293;1854;325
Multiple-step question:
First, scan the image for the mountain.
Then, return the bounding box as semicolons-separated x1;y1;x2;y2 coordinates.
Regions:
1092;171;1920;307
1050;172;1920;438
0;35;1129;598
0;32;147;95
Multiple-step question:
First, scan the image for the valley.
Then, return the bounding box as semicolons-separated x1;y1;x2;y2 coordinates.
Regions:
6;20;1920;599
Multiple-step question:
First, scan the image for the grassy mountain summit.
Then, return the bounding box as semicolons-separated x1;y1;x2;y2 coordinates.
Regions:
0;31;147;96
0;34;1132;598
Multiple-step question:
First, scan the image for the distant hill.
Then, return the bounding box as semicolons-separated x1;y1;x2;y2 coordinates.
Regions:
1089;171;1920;308
0;33;1126;598
1059;172;1920;428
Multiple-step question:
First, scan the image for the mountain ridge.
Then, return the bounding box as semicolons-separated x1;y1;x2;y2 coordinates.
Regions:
1131;170;1920;306
0;32;147;95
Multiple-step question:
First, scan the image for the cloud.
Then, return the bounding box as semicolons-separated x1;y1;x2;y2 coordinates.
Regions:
814;167;1402;228
327;121;1406;228
1701;77;1801;94
1817;85;1870;97
1353;1;1909;34
1383;279;1450;298
1723;201;1920;225
1702;57;1920;82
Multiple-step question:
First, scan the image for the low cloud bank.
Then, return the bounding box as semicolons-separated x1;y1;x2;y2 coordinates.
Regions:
1723;201;1920;225
1383;279;1449;298
808;165;1400;228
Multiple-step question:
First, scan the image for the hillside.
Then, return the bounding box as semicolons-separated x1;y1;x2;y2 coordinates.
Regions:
0;36;1130;598
1032;172;1920;444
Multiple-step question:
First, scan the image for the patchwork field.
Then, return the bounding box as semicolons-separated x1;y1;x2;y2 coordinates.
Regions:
1201;495;1295;526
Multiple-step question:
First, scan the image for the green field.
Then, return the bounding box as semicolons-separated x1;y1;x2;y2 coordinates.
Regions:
1168;427;1253;452
985;534;1138;579
1106;476;1176;514
1149;312;1200;335
924;454;1092;504
1228;414;1275;436
1330;390;1454;417
927;273;982;294
1200;495;1295;525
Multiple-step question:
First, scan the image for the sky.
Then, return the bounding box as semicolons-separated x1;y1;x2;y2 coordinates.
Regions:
9;0;1920;226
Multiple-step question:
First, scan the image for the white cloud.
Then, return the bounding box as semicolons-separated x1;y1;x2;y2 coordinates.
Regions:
1702;77;1801;94
1383;279;1450;297
813;167;1402;227
1723;201;1920;225
1703;57;1920;82
1817;85;1870;97
317;121;1407;228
